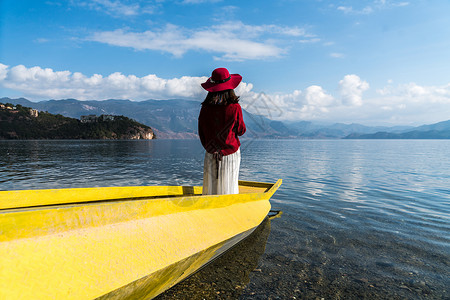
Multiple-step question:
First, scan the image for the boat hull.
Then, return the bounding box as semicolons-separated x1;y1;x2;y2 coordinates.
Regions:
0;180;281;299
98;225;258;300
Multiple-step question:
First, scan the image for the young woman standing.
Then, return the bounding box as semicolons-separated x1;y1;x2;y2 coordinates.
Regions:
198;68;246;195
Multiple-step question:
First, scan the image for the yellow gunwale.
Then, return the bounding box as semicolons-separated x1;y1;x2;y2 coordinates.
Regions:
0;179;281;210
0;180;282;242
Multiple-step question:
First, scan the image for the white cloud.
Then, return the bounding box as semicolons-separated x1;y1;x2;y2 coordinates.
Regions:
0;63;203;100
182;0;223;3
337;1;409;15
2;63;450;125
394;2;410;7
377;82;450;103
375;0;410;8
72;0;155;17
330;52;345;58
240;85;337;121
305;85;335;107
362;82;450;125
339;75;369;106
88;21;317;61
337;5;374;15
240;75;450;125
0;64;8;81
35;38;50;43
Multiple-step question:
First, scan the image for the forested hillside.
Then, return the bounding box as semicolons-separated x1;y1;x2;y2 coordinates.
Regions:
0;103;155;140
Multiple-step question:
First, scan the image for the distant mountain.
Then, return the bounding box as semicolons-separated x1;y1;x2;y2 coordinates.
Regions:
408;120;450;132
282;121;413;139
2;97;288;139
345;130;450;139
344;119;450;139
2;97;449;139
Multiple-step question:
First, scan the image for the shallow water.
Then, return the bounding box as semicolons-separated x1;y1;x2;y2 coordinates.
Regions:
1;139;449;299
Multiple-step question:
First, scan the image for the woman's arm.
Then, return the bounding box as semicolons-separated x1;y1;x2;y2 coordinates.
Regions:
235;104;246;136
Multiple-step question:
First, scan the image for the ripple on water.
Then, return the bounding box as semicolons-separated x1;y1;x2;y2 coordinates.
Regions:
1;139;449;299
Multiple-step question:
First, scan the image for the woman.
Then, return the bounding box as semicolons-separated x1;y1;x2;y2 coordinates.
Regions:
198;68;246;195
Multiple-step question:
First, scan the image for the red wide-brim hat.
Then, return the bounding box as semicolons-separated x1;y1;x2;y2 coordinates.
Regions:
201;67;242;92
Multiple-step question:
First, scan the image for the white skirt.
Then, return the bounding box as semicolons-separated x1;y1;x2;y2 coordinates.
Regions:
203;148;241;195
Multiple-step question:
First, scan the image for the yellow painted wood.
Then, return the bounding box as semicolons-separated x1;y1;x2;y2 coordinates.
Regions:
0;179;282;300
0;185;203;210
0;180;272;210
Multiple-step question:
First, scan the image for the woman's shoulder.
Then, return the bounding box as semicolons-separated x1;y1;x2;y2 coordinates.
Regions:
227;103;243;113
227;102;242;109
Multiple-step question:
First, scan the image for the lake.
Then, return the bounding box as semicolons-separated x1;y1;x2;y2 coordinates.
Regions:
1;139;449;299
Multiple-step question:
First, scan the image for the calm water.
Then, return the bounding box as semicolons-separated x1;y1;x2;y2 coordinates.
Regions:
1;139;449;299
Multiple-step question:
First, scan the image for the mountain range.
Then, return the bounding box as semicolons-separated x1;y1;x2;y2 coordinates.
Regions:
2;97;450;139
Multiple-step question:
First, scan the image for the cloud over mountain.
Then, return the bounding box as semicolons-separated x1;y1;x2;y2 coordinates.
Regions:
339;75;370;106
2;63;450;126
0;63;207;100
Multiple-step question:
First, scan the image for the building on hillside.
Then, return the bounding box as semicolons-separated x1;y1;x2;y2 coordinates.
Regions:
29;109;39;117
80;115;98;123
1;105;17;110
101;115;115;121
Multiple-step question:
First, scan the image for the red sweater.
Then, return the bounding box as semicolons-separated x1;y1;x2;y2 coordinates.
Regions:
198;103;246;156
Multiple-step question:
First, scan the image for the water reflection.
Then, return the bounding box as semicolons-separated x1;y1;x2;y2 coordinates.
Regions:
0;140;203;190
155;217;272;299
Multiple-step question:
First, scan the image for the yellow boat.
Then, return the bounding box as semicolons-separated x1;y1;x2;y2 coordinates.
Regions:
0;179;282;300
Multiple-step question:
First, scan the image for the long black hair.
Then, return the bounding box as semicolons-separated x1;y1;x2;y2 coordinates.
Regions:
201;89;240;106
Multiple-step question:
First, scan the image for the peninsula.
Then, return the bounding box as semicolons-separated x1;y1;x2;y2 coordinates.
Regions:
0;103;155;140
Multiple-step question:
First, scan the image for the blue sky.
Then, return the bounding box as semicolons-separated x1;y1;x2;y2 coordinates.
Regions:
1;0;450;125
